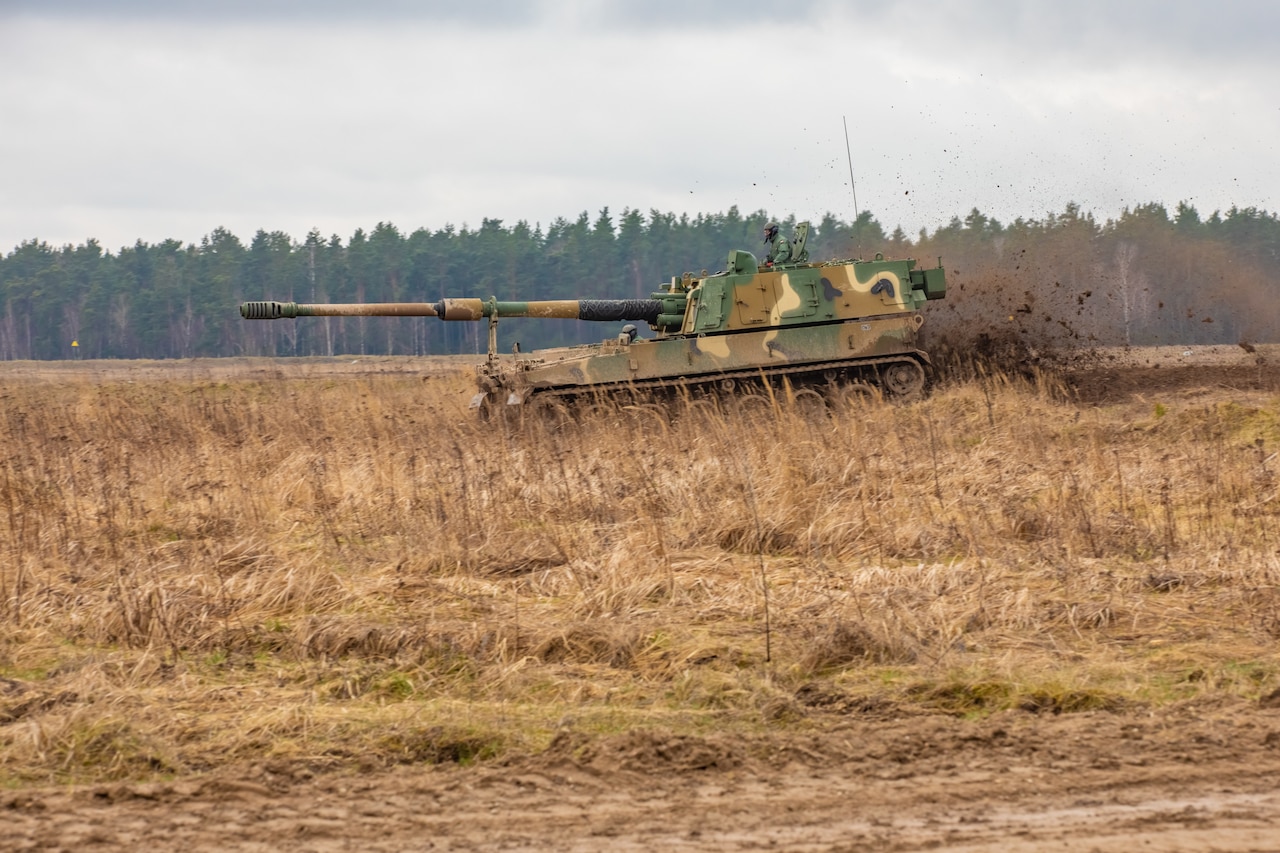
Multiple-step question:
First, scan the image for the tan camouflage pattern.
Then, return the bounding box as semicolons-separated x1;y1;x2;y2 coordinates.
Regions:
496;311;927;403
486;246;944;403
682;255;933;337
239;222;946;408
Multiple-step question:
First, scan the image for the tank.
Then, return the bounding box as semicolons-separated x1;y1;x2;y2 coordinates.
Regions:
240;222;946;417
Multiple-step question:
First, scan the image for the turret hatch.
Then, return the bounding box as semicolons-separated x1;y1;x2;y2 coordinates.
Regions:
735;277;778;326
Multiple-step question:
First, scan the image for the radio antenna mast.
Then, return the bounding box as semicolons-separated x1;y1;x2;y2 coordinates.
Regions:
842;115;861;255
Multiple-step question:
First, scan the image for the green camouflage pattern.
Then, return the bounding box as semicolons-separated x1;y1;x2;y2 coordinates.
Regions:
498;311;927;401
240;222;946;411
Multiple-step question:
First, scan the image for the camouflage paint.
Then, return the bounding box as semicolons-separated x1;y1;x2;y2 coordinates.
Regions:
240;222;946;407
503;311;927;399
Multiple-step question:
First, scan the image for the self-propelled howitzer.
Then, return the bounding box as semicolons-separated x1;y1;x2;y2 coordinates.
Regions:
240;223;946;416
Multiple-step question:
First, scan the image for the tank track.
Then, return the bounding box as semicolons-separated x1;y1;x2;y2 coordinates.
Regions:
533;353;927;401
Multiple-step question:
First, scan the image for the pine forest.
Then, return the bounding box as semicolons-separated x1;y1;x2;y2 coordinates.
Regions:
2;201;1278;361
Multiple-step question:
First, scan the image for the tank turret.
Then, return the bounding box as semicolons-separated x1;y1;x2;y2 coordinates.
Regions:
241;222;945;416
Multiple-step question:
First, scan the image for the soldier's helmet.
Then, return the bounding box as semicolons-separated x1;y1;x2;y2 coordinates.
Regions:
763;222;779;243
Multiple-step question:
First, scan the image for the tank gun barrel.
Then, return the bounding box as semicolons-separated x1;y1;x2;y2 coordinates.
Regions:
240;298;663;323
240;301;441;319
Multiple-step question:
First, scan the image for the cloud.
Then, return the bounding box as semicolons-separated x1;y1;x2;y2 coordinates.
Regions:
0;0;541;25
0;1;1277;253
8;0;1279;50
0;0;834;28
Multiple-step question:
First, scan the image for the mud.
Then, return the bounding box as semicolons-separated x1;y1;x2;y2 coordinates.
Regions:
6;699;1280;851
1067;362;1277;404
1039;343;1272;399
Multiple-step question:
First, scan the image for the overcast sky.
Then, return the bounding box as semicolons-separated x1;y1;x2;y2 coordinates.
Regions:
1;0;1277;254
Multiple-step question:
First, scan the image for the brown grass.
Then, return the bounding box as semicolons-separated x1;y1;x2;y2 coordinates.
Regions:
2;357;1279;784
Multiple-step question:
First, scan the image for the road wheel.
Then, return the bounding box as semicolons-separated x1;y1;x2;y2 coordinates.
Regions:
831;382;880;412
621;403;670;434
678;397;722;429
790;388;829;420
882;361;925;402
733;394;774;421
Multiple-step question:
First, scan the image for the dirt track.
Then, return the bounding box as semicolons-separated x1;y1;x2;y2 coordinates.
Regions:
6;698;1280;851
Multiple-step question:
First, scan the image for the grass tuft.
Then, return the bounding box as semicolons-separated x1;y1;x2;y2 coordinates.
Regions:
1;360;1279;783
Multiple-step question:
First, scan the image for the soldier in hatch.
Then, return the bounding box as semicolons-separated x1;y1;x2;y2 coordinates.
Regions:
763;222;792;265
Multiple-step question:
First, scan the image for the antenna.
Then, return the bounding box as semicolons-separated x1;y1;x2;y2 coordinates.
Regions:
843;116;861;256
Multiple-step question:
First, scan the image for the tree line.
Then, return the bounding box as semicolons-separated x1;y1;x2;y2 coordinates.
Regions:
1;201;1277;361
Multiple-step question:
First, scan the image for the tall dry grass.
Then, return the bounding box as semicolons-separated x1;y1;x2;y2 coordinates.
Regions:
1;361;1279;783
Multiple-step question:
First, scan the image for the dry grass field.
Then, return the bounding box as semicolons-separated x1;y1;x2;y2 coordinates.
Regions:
3;350;1280;850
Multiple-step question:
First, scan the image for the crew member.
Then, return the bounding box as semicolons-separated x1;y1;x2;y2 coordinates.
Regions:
763;222;792;265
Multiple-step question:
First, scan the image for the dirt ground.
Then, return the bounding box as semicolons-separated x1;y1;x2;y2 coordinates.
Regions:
1057;344;1276;403
0;342;1270;396
0;354;476;383
4;697;1280;852
4;349;1280;851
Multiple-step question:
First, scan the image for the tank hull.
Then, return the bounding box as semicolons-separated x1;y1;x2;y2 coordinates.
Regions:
496;312;927;403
